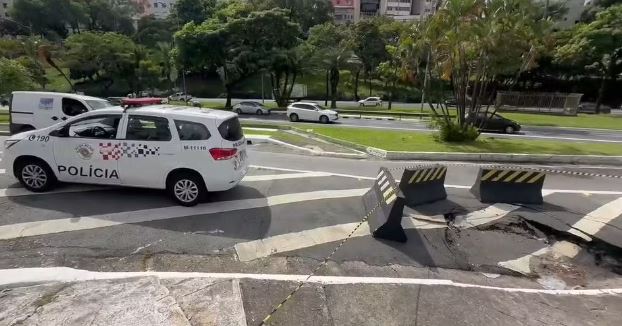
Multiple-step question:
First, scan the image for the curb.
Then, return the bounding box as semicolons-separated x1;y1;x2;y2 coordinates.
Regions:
339;114;424;122
246;135;367;159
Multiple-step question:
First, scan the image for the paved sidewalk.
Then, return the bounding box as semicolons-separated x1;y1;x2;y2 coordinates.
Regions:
2;270;622;326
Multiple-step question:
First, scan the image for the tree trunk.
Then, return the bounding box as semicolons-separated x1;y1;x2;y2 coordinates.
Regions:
368;74;372;96
287;72;297;102
330;67;339;109
325;69;329;106
353;70;360;101
225;84;232;108
595;74;606;114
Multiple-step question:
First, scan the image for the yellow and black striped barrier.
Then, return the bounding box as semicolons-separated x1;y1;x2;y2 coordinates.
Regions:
362;167;407;242
471;168;546;204
399;165;448;206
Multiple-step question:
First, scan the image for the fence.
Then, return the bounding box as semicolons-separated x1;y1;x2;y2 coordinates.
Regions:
495;91;583;116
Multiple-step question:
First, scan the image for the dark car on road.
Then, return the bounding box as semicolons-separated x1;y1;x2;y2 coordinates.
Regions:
467;112;521;134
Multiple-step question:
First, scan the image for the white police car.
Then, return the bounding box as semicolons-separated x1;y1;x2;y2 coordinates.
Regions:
3;105;248;206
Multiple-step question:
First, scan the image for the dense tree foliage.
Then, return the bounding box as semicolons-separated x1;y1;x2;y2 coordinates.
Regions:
175;8;300;107
556;4;622;113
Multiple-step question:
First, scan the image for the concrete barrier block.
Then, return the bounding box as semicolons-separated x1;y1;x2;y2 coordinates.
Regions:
362;167;407;243
471;168;546;204
399;165;448;206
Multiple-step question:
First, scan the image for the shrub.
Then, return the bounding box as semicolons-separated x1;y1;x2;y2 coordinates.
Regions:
432;119;480;142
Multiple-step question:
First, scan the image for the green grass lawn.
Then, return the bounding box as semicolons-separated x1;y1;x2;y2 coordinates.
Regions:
242;128;277;137
0;112;8;123
308;127;622;156
499;112;622;130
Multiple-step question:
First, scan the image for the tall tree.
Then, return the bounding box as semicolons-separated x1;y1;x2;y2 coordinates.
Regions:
0;58;34;95
171;0;216;25
420;0;546;133
307;22;355;108
351;19;389;99
250;0;333;33
65;32;138;94
10;0;85;39
175;8;300;108
556;4;622;113
78;0;137;35
134;16;175;47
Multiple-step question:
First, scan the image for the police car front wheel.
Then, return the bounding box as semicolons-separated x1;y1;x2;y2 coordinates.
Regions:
17;160;56;192
168;173;206;206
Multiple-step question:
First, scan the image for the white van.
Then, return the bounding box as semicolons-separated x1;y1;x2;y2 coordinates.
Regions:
3;105;248;206
9;91;114;134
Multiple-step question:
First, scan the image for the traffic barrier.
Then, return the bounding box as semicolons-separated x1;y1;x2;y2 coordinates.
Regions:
362;167;407;243
399;165;447;206
470;168;546;204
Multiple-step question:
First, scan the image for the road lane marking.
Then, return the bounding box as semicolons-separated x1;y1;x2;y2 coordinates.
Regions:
498;241;582;275
251;165;622;195
2;267;621;296
235;203;522;262
567;197;622;240
243;172;332;182
0;188;369;240
0;169;5;174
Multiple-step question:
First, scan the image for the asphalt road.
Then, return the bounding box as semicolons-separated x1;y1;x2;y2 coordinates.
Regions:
1;142;622;325
239;112;622;143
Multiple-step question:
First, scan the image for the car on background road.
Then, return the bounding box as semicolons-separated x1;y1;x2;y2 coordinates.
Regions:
578;102;612;114
3;105;248;206
122;97;167;107
232;101;271;115
168;92;193;102
286;102;338;124
467;112;521;134
9;91;115;134
358;97;382;107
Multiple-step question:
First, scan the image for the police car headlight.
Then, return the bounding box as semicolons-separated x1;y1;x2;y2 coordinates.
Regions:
4;139;21;150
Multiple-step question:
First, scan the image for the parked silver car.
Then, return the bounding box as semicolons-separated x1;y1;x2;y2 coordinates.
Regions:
168;92;193;101
232;101;270;115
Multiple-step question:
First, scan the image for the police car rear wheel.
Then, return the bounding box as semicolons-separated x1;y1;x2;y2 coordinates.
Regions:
18;161;55;192
169;173;205;206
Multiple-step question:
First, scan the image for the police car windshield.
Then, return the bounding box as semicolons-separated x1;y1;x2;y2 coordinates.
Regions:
86;100;114;110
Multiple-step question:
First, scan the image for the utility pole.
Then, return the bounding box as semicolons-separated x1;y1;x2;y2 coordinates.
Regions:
261;72;265;103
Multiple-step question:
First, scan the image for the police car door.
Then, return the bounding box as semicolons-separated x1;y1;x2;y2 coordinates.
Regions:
117;114;175;188
51;114;123;185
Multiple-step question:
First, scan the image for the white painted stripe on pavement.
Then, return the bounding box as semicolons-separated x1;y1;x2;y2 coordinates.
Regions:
498;241;582;275
235;203;522;261
567;197;622;239
0;169;5;174
0;188;368;240
1;267;621;296
242;171;332;182
251;165;622;195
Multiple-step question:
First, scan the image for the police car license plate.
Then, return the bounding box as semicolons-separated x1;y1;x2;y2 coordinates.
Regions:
233;149;247;170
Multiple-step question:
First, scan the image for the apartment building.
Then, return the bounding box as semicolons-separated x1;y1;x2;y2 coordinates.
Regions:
333;0;358;24
134;0;177;19
380;0;435;21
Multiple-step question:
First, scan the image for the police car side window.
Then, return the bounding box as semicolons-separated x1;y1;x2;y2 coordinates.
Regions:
126;115;172;141
62;98;89;116
67;115;121;139
175;120;210;140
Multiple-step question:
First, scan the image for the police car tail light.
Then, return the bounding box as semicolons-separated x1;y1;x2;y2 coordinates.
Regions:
209;148;238;160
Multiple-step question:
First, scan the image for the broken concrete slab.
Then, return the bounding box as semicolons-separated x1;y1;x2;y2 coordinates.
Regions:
0;277;190;326
161;278;247;326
